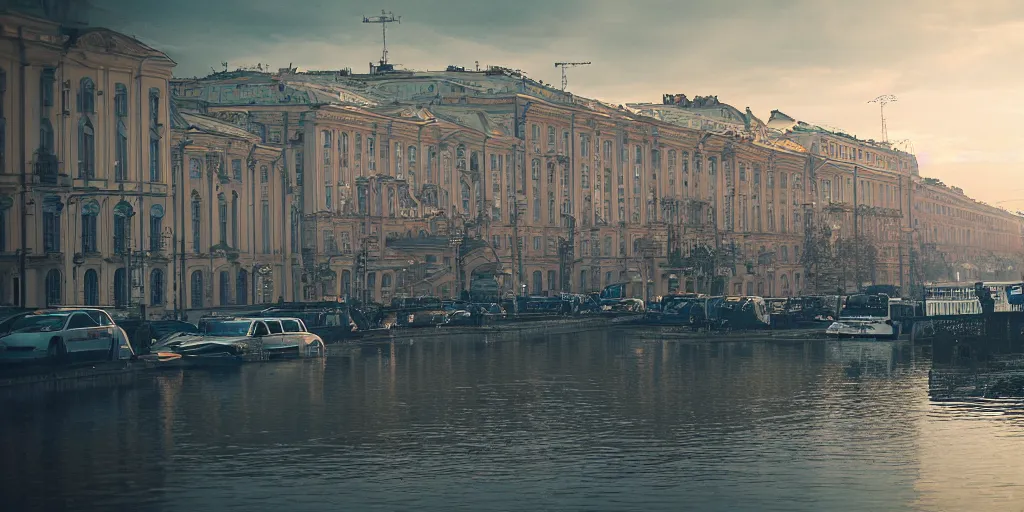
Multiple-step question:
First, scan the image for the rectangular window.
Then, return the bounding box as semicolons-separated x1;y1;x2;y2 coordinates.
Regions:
325;186;333;211
149;137;160;182
150;216;162;252
232;159;242;181
261;202;270;254
43;212;60;252
0;209;5;252
192;201;201;254
40;69;55;107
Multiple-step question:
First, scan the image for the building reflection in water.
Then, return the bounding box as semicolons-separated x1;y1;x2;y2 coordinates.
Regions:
3;331;1024;510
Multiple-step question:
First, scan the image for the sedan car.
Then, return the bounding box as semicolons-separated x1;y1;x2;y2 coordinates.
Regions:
154;317;325;361
0;309;122;364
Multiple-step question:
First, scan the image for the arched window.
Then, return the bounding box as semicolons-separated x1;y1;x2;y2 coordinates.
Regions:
78;77;95;113
114;83;128;117
81;200;99;253
115;120;128;181
190;270;204;308
144;106;159;177
113;201;133;255
219;271;231;305
78;117;95;179
113;268;127;308
217;193;227;245
191;191;202;253
395;141;403;175
84;269;99;306
461;181;471;213
442;153;451;184
45;269;61;306
340;132;349;168
42;195;61;252
150;269;164;305
381;272;393;289
408;145;416;170
456;144;466;172
230;192;239;248
236;269;248;306
532;270;543;295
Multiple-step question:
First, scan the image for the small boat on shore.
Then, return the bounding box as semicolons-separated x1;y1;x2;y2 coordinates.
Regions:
825;294;922;339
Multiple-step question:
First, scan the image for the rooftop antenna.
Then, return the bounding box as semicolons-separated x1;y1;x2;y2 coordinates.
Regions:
868;94;897;142
554;61;591;92
363;10;401;68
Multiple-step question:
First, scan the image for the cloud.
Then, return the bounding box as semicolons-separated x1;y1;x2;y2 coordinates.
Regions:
84;0;1024;204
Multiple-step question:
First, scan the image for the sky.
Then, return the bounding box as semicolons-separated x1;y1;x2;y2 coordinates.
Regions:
85;0;1024;208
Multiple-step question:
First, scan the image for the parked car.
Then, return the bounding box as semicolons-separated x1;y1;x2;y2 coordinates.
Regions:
153;317;325;361
0;309;125;364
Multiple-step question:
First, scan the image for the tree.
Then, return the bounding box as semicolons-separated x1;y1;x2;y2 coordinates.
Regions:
835;235;878;291
801;225;841;294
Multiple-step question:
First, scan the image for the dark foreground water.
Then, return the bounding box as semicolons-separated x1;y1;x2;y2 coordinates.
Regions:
2;329;1023;511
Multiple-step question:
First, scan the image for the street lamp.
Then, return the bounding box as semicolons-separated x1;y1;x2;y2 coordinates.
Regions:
449;228;463;300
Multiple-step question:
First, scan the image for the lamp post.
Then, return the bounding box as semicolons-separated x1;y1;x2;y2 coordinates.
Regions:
449;228;463;300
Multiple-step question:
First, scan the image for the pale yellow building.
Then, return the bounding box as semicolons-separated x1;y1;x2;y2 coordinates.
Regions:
0;11;175;311
2;11;1020;314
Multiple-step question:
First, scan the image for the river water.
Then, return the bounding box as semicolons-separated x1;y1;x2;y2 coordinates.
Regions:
2;328;1023;511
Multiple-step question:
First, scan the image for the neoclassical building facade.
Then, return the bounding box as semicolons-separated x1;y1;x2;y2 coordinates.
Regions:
1;9;1021;315
0;11;175;311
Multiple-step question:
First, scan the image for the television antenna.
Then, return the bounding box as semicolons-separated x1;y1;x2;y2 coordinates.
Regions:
363;10;401;67
868;94;897;142
554;61;591;92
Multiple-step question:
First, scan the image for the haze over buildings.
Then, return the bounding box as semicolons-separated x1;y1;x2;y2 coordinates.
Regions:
0;0;1021;312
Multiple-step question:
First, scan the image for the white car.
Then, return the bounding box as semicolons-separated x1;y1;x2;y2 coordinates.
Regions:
0;309;124;363
154;317;325;360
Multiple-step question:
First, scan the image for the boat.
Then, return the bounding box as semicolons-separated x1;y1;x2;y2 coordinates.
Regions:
826;294;922;339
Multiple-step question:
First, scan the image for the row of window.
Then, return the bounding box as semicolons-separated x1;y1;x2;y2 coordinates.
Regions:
42;267;164;308
39;199;165;254
188;191;273;254
64;76;163;182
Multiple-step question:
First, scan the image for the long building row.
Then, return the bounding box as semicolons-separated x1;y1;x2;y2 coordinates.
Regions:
1;10;1022;316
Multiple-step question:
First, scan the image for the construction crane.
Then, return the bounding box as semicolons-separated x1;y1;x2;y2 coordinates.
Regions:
554;61;591;92
868;94;897;143
363;10;401;70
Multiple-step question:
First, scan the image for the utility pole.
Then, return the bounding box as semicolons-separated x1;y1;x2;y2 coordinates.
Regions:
554;61;591;92
868;94;897;143
363;10;401;71
853;165;859;292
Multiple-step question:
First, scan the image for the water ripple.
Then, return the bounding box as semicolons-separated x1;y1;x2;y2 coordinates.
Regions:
1;335;1022;511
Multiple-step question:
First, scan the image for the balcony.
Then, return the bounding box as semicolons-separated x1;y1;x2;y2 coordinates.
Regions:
33;153;66;186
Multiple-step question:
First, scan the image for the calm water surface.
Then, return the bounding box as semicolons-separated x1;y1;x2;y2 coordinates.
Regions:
2;329;1023;511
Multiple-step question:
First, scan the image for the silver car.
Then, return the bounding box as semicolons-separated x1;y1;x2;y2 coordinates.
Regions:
154;317;325;360
0;309;122;363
